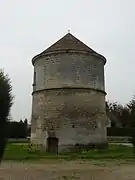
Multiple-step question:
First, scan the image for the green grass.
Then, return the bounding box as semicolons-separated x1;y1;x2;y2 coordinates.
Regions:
3;142;135;161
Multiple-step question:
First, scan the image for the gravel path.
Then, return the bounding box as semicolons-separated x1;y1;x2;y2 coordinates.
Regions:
0;160;135;180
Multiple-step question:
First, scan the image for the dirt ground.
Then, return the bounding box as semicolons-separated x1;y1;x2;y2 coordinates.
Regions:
0;160;135;180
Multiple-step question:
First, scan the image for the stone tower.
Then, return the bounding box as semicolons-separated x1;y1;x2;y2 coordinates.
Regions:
31;33;107;153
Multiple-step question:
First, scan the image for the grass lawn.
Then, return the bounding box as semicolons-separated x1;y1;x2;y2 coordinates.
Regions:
3;142;135;161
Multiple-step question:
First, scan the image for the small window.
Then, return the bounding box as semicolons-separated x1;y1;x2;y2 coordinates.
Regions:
33;71;36;86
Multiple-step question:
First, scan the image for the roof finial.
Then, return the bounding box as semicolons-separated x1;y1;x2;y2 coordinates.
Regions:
68;29;70;33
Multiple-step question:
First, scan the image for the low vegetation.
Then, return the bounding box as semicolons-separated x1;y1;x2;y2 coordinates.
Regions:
3;142;134;161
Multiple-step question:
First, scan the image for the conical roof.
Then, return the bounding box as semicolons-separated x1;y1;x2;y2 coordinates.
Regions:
43;33;95;53
32;33;106;64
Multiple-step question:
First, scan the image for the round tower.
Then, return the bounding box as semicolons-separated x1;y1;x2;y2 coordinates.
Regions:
31;33;107;153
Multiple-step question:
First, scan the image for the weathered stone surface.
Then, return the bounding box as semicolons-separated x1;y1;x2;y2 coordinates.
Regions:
31;88;107;151
33;52;105;92
31;33;107;152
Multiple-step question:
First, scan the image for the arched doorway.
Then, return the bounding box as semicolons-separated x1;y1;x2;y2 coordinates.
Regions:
47;137;58;154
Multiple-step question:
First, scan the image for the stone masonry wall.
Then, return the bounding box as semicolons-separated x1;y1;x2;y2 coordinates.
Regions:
31;88;107;151
33;52;105;92
31;51;107;152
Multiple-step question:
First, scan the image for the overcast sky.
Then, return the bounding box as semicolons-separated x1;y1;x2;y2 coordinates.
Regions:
0;0;135;122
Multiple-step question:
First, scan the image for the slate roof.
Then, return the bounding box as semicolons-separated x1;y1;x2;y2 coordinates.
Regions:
32;33;106;64
43;33;95;53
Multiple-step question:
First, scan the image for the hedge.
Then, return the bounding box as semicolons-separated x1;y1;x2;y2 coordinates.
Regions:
107;127;135;137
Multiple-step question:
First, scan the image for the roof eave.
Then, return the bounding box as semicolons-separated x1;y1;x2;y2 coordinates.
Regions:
32;49;106;65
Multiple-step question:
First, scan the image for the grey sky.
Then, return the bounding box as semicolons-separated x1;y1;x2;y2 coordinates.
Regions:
0;0;135;122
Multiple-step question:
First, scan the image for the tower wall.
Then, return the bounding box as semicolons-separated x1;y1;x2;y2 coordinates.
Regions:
31;89;107;151
33;52;105;92
31;51;107;152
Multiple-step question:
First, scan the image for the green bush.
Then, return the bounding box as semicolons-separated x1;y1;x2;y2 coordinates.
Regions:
0;71;13;162
107;127;135;137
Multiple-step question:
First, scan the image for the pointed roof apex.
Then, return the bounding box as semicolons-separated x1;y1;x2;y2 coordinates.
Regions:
43;33;94;53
